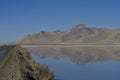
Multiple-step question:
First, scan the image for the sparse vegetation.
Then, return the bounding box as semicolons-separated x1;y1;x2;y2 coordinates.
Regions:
0;46;54;80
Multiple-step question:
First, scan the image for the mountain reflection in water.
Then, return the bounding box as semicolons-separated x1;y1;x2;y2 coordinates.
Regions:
26;47;120;64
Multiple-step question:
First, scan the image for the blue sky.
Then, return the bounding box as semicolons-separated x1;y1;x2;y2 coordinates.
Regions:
0;0;120;43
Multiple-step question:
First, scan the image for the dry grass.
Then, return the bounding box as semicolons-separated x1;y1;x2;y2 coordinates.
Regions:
0;46;54;80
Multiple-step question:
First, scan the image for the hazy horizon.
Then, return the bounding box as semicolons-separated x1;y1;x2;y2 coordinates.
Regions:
0;0;120;43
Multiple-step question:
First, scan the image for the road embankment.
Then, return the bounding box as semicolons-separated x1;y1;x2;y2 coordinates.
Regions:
0;45;54;80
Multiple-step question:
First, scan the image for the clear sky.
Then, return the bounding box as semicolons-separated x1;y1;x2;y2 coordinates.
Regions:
0;0;120;43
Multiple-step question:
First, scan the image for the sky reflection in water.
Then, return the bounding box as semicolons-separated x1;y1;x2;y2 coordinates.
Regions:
26;47;120;80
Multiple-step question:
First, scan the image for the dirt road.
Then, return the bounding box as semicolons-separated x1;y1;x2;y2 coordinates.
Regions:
0;46;15;63
0;46;54;80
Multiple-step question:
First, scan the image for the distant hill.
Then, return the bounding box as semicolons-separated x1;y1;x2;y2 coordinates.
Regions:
16;24;120;45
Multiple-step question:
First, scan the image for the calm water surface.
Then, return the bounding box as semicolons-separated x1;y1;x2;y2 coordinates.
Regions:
26;46;120;80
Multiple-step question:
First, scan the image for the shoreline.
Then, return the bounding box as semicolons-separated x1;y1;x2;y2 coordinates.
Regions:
0;46;54;80
22;44;120;48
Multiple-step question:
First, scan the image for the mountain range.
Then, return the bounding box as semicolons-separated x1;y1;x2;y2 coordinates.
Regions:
16;24;120;45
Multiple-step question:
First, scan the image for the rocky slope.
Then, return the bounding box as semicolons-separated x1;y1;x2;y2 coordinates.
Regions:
16;24;120;45
0;46;54;80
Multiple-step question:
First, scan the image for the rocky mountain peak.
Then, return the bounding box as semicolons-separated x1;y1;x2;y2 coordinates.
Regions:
16;24;120;45
36;31;48;37
52;30;61;33
70;24;88;31
75;24;87;29
69;24;94;35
